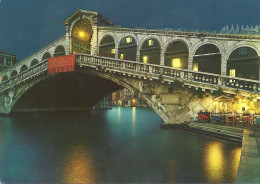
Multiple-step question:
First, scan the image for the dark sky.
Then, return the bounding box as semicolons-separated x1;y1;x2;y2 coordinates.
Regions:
1;0;260;60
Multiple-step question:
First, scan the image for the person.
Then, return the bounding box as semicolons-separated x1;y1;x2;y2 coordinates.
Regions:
204;109;210;123
198;110;204;122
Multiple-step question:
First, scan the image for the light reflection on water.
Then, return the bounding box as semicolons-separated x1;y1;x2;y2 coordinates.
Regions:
62;146;96;183
0;107;241;183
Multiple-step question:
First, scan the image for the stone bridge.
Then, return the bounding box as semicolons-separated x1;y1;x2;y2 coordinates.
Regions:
0;9;260;123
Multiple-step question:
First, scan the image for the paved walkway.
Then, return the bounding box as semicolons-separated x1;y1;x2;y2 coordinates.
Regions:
236;127;260;183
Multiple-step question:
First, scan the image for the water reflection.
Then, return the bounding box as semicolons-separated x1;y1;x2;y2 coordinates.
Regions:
62;146;96;183
231;147;241;179
132;107;136;139
204;142;224;183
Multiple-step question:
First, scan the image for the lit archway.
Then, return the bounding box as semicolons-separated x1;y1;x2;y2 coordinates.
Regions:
72;19;92;54
11;70;18;77
31;59;39;67
140;38;160;65
118;36;137;61
54;45;66;57
165;41;188;69
193;44;221;74
227;47;260;80
42;52;52;61
20;65;28;73
99;35;115;58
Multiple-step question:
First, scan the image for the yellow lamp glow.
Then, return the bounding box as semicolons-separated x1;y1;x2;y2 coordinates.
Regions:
111;49;115;54
143;56;148;63
120;54;124;59
148;39;154;46
193;63;198;71
78;31;85;38
126;37;132;43
230;69;236;77
172;58;181;68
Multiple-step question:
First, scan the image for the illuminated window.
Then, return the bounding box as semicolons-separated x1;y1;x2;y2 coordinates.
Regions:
111;49;115;54
120;54;124;59
193;63;198;71
126;37;132;43
148;39;154;46
172;58;181;68
230;69;236;77
143;56;148;63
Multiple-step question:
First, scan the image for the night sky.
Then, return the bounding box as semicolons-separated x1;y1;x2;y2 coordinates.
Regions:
1;0;260;60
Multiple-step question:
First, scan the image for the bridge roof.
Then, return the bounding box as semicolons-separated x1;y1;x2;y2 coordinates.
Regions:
0;50;17;58
63;9;116;27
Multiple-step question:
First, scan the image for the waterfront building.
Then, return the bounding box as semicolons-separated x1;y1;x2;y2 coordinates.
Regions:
0;50;17;72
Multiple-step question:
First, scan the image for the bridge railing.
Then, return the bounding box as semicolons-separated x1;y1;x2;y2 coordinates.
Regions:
76;54;260;94
0;60;48;93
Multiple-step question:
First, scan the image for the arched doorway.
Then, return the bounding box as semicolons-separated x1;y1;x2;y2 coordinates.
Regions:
42;52;52;61
11;70;18;77
71;19;92;54
54;45;66;57
165;41;188;69
20;65;28;73
118;36;137;61
31;59;39;67
193;44;221;74
140;38;160;65
99;35;115;58
227;47;260;80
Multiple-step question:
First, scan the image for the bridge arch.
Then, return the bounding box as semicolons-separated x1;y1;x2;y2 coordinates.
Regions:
30;59;39;67
10;70;18;78
139;37;161;65
98;34;116;58
227;45;260;80
118;35;137;61
164;40;189;69
193;42;222;74
42;52;52;61
20;65;28;73
54;45;66;57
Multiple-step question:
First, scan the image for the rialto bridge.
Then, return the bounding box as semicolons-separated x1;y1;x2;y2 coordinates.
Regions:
0;9;260;124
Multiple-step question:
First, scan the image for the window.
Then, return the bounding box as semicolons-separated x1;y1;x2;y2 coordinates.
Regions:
6;58;11;66
0;57;4;65
120;54;124;59
111;49;115;54
230;69;236;77
172;58;181;68
126;37;132;43
143;56;148;63
148;39;154;46
193;63;198;71
239;48;247;55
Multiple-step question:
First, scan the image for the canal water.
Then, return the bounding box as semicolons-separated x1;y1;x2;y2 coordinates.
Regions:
0;107;241;183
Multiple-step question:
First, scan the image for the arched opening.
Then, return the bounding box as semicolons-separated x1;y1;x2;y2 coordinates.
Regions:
2;75;8;82
42;52;52;61
227;47;260;80
99;35;115;58
31;59;39;67
140;38;160;65
193;44;221;74
54;45;65;57
20;65;28;73
118;36;137;61
164;41;188;69
11;70;18;77
72;19;92;54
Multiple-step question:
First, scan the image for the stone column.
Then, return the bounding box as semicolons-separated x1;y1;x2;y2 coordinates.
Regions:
115;46;119;59
188;55;193;71
65;24;71;55
160;49;165;66
221;55;227;76
136;49;140;62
